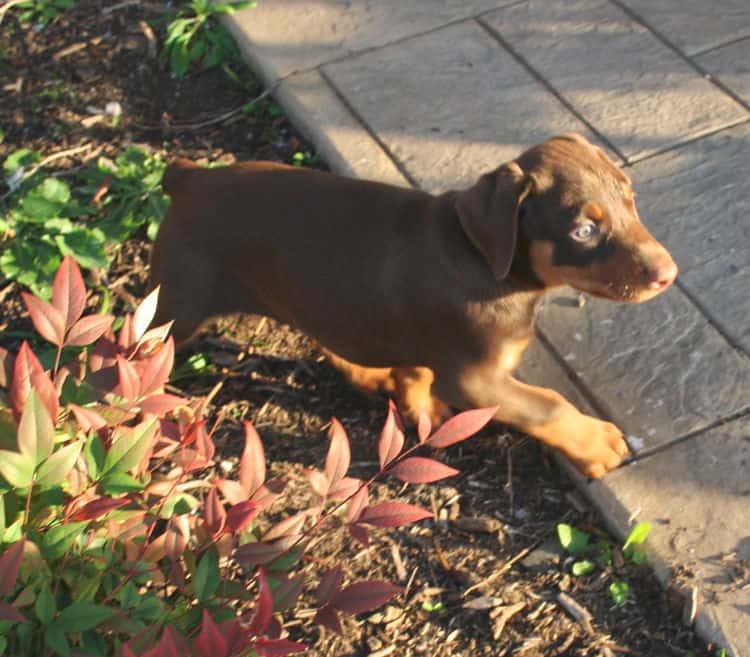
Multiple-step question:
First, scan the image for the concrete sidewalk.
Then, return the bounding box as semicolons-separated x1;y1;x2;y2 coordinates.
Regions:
225;1;750;653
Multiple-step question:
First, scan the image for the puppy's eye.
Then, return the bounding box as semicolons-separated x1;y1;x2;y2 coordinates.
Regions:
570;223;598;242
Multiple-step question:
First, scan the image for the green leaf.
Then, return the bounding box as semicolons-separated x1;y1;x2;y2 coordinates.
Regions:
99;471;144;495
159;492;199;517
0;450;35;488
18;390;55;467
3;149;39;177
115;581;139;609
41;521;88;560
608;581;629;607
131;595;163;623
0;635;7;656
556;523;590;555
622;521;652;551
51;602;116;632
37;177;70;204
54;229;109;271
84;434;105;480
45;625;70;657
193;550;220;601
571;560;596;576
102;418;157;475
35;584;57;625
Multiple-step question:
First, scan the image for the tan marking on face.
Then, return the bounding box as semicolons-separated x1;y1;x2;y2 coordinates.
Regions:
583;201;605;222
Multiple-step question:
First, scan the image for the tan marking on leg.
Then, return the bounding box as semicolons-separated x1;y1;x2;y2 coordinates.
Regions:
392;367;451;426
319;347;395;395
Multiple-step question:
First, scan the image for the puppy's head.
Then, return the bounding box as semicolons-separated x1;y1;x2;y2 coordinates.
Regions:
456;133;677;303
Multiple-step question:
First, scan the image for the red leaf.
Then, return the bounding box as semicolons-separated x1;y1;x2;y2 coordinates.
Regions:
358;502;433;528
194;424;215;463
417;411;431;442
70;497;129;521
327;476;361;500
324;418;350;488
164;516;190;561
52;254;86;330
304;469;329;498
157;625;189;657
215;478;249;505
251;479;286;508
273;573;304;612
312;604;342;635
10;342;58;422
254;638;307;657
345;484;368;523
118;313;136;351
138;337;174;396
0;601;26;623
234;542;284;567
248;569;273;636
22;292;65;347
348;524;369;547
116;355;140;400
89;332;117;372
69;403;108;432
331;581;402;615
0;540;25;597
204;487;226;535
139;394;184;416
240;421;266;497
378;402;405;468
316;566;343;604
426;406;498;449
133;286;160;342
65;314;114;347
196;609;228;657
262;512;307;542
388;456;459;484
225;500;261;534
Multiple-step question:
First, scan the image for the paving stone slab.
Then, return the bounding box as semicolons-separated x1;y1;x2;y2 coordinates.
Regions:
482;0;746;161
323;20;592;194
697;38;750;108
585;416;750;656
274;70;410;186
226;0;518;83
629;122;750;354
618;0;750;56
536;286;750;448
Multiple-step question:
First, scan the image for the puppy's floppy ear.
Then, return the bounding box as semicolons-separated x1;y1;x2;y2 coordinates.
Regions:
455;162;534;280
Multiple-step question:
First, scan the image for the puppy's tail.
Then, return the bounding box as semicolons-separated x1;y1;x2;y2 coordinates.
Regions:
161;158;200;195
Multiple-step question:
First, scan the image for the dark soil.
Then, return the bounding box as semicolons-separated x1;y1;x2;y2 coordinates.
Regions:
0;2;714;656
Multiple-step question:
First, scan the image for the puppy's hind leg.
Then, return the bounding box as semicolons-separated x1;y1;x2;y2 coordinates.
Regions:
319;347;396;396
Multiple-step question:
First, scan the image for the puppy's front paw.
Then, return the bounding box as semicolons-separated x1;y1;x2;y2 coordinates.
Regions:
561;416;630;479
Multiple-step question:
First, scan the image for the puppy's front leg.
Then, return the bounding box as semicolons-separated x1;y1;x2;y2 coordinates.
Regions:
435;369;629;479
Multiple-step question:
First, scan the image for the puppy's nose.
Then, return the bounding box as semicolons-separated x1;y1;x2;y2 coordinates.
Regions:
647;259;678;290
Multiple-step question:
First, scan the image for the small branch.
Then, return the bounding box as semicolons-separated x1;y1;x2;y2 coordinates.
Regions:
137;87;276;133
0;0;28;26
1;143;94;202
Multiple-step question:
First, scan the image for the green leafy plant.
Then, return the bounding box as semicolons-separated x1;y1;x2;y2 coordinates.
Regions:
162;0;255;78
1;146;168;297
557;521;653;607
0;256;494;656
8;0;73;27
608;581;629;607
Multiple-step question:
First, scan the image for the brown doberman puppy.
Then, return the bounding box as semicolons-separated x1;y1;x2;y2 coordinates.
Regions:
150;133;677;479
